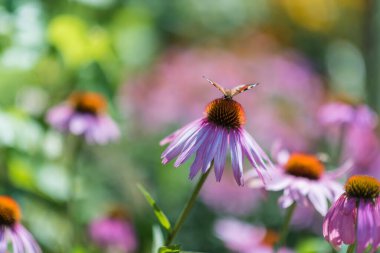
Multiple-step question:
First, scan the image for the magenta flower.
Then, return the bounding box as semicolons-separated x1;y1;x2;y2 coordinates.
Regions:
160;80;272;185
89;216;137;253
0;196;41;253
323;175;380;253
318;102;378;128
318;102;379;173
46;92;120;144
247;149;351;215
215;218;294;253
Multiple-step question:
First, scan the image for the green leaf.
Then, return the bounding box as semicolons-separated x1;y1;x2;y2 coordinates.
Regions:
296;237;333;253
158;245;180;253
152;225;164;253
137;184;171;231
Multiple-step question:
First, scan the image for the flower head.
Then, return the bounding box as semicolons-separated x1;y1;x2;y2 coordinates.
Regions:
160;79;272;185
214;218;294;253
323;175;380;253
318;102;379;170
0;196;41;253
247;149;351;215
89;208;137;253
46;91;120;144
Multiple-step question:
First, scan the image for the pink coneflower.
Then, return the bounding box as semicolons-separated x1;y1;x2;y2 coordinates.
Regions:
89;209;137;253
0;196;41;253
215;218;294;253
319;102;379;176
323;175;380;253
247;149;350;215
46;92;120;144
160;79;272;185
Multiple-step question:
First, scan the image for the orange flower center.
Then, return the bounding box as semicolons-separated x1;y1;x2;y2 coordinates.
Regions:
109;207;129;220
0;196;21;226
261;230;279;247
345;175;380;199
206;98;245;129
284;153;325;180
69;92;107;115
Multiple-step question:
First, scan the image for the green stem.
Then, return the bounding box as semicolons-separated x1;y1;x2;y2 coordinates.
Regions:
275;203;297;252
334;124;347;166
165;165;212;246
346;244;355;253
65;136;84;246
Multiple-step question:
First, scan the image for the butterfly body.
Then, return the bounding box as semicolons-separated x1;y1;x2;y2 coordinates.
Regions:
204;77;259;99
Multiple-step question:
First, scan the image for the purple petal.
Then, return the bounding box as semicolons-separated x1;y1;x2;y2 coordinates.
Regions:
188;138;209;179
46;104;73;131
174;124;212;167
357;200;374;253
308;184;328;215
230;131;244;185
323;195;355;248
214;129;229;181
161;120;204;163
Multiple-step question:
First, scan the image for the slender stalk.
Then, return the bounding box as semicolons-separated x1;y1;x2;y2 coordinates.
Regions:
346;244;355;253
334;124;347;166
274;203;297;252
165;165;212;246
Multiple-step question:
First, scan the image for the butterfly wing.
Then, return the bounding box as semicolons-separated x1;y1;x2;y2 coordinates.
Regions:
203;76;226;96
231;83;259;97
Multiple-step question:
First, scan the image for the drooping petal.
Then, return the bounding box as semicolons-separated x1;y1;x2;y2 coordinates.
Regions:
230;130;244;185
323;195;346;247
325;160;353;180
357;200;374;253
201;126;222;173
214;128;229;181
174;124;212;167
370;200;380;253
188;138;209;179
308;184;328;215
161;120;204;163
0;227;6;253
16;225;41;253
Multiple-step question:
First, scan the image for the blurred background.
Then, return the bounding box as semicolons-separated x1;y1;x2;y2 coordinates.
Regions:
0;0;379;252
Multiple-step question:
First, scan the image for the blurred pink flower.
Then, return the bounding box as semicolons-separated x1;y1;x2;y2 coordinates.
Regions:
89;216;137;253
247;149;351;215
46;92;120;144
318;102;380;174
122;43;324;150
200;172;265;215
214;218;294;253
323;175;380;253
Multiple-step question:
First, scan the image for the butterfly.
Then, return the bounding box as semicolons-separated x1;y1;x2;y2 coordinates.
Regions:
203;76;259;99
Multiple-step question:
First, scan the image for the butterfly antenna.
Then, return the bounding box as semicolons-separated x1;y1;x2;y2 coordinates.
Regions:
202;76;213;85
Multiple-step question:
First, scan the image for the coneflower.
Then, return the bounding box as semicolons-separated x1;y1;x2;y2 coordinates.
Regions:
46;91;120;144
323;175;380;253
161;78;272;185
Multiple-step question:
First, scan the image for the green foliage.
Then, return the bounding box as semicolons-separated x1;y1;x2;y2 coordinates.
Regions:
138;184;172;231
158;245;180;253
